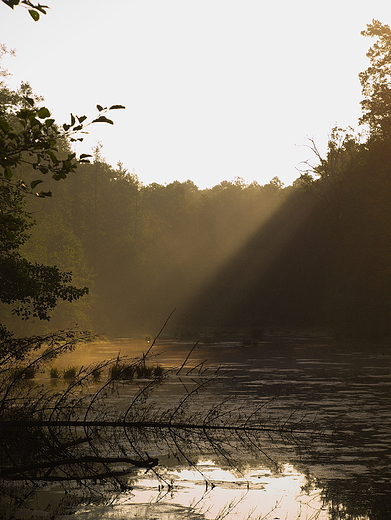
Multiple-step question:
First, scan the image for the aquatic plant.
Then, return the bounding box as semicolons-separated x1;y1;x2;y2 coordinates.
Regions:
63;366;78;380
135;360;154;378
108;358;164;381
50;366;60;379
109;362;134;380
11;365;36;380
91;367;102;381
153;364;164;378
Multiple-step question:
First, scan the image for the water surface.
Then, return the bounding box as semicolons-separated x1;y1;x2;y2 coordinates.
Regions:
10;336;391;519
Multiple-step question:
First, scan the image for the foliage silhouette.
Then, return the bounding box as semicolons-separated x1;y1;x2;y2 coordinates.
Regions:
1;0;48;21
360;20;391;139
0;329;313;520
0;57;124;338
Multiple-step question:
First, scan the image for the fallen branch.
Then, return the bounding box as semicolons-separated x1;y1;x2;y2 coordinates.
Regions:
0;454;158;479
0;419;299;433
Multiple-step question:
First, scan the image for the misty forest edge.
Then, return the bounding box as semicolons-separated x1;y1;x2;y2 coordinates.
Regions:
3;18;391;342
2;4;391;366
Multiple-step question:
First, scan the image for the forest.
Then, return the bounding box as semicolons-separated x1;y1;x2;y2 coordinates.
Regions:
2;19;391;342
2;6;391;519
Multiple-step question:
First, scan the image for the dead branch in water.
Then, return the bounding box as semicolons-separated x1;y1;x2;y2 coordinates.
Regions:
0;325;311;492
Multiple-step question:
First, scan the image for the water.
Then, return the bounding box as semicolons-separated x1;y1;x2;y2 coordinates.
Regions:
4;336;391;519
60;463;327;520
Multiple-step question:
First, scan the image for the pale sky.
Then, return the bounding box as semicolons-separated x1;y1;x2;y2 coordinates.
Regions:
1;0;391;188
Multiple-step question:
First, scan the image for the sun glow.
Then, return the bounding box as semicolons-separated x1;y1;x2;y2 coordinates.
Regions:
2;0;391;189
100;462;329;520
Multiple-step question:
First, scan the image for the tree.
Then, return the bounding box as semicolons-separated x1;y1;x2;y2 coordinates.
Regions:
0;67;125;339
359;20;391;138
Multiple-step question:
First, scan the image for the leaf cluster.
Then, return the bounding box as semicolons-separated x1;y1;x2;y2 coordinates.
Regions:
0;255;88;322
1;0;48;21
0;98;125;198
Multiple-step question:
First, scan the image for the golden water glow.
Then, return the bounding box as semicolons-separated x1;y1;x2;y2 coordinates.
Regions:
108;462;329;520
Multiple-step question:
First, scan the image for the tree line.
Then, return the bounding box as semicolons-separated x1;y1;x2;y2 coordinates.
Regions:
2;20;391;341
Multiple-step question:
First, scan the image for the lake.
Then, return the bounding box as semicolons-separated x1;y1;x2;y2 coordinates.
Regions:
3;335;391;519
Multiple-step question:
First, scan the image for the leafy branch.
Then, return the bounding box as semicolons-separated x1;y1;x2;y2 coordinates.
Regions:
1;0;49;21
0;99;125;197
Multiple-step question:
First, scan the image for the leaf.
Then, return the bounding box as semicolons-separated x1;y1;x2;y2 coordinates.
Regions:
28;9;40;21
45;118;55;128
35;4;48;14
18;108;30;120
0;119;10;133
70;113;76;126
29;117;40;127
46;150;60;165
63;123;71;131
6;0;19;8
4;167;13;180
30;179;43;189
37;107;51;119
109;105;126;110
25;97;35;106
78;153;92;163
92;116;114;125
77;115;87;124
96;105;105;112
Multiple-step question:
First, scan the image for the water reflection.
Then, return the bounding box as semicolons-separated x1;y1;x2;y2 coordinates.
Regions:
93;338;391;520
2;337;391;519
58;462;328;520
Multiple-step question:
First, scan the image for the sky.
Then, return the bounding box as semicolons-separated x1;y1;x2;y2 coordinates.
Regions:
1;0;391;189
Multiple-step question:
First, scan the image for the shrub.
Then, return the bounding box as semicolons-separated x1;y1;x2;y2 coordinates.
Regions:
63;366;78;380
12;365;36;380
91;368;102;382
50;367;60;379
136;362;154;379
109;363;134;381
108;361;163;380
25;366;37;379
153;364;164;378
